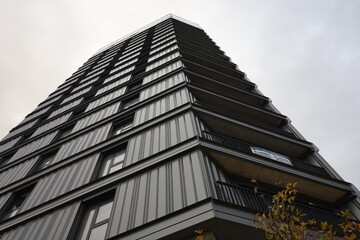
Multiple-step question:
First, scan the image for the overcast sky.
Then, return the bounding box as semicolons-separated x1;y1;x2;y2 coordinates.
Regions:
0;0;359;188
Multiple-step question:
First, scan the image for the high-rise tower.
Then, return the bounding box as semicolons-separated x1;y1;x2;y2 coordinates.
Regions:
0;15;358;240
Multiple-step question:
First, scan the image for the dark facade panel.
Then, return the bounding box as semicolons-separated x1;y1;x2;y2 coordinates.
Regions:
142;60;183;84
34;95;61;112
134;88;190;126
0;136;22;154
53;123;111;163
0;156;38;189
19;154;99;212
9;131;58;163
0;192;11;210
72;102;120;132
19;106;51;125
125;111;200;166
1;120;37;142
47;98;83;119
140;71;186;101
31;112;72;138
0;201;80;240
86;87;126;112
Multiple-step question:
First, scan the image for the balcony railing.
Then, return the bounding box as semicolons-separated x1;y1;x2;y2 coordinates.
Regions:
194;101;293;138
202;131;331;178
216;181;347;234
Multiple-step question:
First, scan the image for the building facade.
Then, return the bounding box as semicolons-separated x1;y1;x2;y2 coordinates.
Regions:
0;15;359;239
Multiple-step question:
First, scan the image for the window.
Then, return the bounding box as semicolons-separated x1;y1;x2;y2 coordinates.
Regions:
57;125;74;140
33;150;57;172
121;94;139;110
98;145;127;178
75;197;114;240
113;118;133;136
126;80;142;93
2;185;34;220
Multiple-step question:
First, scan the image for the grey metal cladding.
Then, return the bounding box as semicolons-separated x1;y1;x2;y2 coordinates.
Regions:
72;102;120;132
1;201;80;240
48;98;83;119
134;88;190;126
0;156;38;189
8;131;58;164
1;120;37;141
86;87;126;112
145;51;180;72
19;106;51;125
142;60;183;84
125;111;197;166
108;150;212;237
0;136;22;154
72;77;99;93
53;123;111;163
61;86;91;104
35;95;62;111
96;75;131;96
19;154;99;212
0;192;11;210
31;112;72;138
47;86;70;100
140;71;186;101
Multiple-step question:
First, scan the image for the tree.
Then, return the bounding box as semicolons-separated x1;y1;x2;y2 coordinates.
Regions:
254;182;360;240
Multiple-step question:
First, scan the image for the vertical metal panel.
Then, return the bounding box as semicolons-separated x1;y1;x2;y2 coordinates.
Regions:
150;39;177;53
0;136;22;154
53;123;111;163
145;52;180;72
96;75;131;96
9;131;58;163
1;120;38;141
148;45;178;62
134;88;190;126
140;71;186;101
61;86;91;104
19;106;51;125
108;150;212;237
86;87;126;112
72;102;120;132
1;201;80;240
31;112;72;138
72;77;99;93
125;112;196;166
142;60;183;84
48;98;83;119
19;154;99;212
0;192;11;210
47;86;70;100
0;156;38;188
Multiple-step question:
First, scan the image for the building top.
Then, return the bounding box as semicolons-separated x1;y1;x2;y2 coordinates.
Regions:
95;14;201;55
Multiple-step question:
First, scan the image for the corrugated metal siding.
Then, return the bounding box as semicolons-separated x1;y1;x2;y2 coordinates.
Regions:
19;107;51;125
86;87;125;112
96;75;131;96
108;150;212;236
110;59;138;74
1;202;80;240
148;45;179;62
31;112;72;138
20;154;99;212
125;112;197;166
140;71;186;100
115;52;140;67
1;120;38;142
150;39;177;54
48;98;83;119
53;123;111;163
0;156;38;189
0;192;11;210
145;52;180;72
9;131;58;164
34;95;61;111
0;136;21;154
151;34;176;49
61;86;91;104
72;102;120;132
47;86;70;99
72;77;99;93
142;60;183;84
134;88;190;126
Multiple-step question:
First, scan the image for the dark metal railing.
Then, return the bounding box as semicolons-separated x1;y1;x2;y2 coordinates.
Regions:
216;181;346;233
202;131;331;178
194;101;295;138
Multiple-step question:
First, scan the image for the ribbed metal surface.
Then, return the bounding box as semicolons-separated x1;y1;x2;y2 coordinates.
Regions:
1;202;80;240
0;192;11;210
148;45;178;62
0;156;38;188
19;106;51;125
61;86;91;104
96;75;131;96
47;86;70;99
53;123;111;163
145;52;180;72
72;77;99;93
109;58;138;74
143;60;183;84
140;71;186;100
0;136;21;154
20;154;99;212
9;131;58;163
109;150;213;236
151;34;176;49
48;98;83;119
31;112;72;138
86;87;126;112
125;112;197;166
134;88;190;126
150;39;177;54
72;102;120;132
1;120;38;142
34;95;61;111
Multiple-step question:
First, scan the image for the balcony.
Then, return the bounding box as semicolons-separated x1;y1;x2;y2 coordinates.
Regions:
216;181;358;235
